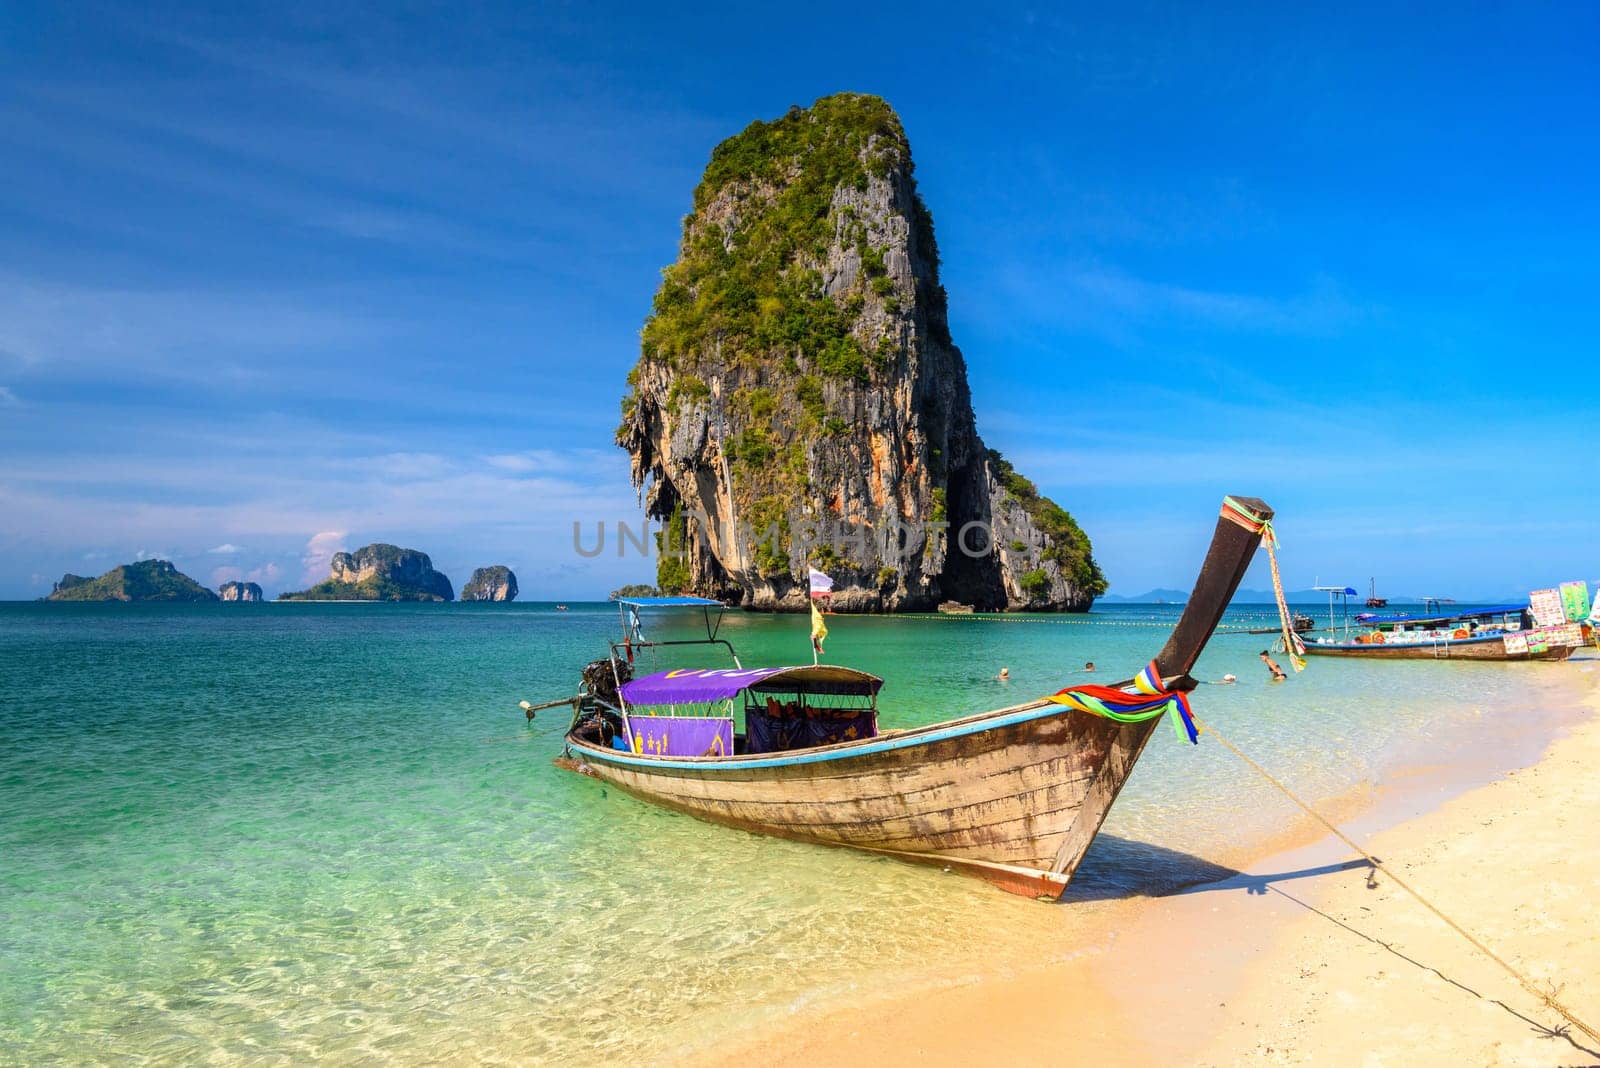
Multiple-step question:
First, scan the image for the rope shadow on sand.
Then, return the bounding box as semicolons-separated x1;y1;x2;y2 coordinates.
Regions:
1064;839;1597;1056
1263;883;1600;1059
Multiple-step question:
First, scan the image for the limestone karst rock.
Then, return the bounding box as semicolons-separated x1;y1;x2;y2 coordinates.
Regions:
461;566;518;602
46;560;218;602
618;93;1105;611
280;544;454;601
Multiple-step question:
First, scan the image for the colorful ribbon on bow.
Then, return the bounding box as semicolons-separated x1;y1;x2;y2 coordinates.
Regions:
1046;660;1200;744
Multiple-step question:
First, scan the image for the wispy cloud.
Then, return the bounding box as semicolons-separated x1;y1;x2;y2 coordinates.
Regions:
0;386;19;406
209;543;245;554
989;262;1374;342
1069;268;1363;332
247;562;282;586
0;275;392;382
301;531;347;585
1062;265;1363;334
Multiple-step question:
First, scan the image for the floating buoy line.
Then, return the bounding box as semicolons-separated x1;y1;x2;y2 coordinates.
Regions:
896;613;1284;632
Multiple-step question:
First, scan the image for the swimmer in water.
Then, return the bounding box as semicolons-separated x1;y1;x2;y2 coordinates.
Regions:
1259;650;1287;681
997;667;1010;680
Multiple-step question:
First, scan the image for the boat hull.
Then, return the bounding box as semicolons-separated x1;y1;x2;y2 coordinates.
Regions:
558;494;1275;899
564;699;1154;898
1303;635;1575;661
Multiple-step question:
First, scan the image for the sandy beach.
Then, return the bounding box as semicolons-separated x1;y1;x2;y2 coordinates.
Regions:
696;659;1600;1068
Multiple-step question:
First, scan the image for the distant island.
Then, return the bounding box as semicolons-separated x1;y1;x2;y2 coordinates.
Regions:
609;583;662;599
461;565;518;602
280;544;454;602
46;560;218;602
218;581;263;602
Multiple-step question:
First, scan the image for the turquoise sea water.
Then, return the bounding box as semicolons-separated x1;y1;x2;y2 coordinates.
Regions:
0;601;1587;1063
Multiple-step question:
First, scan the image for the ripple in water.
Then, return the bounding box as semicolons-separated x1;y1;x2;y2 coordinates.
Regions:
0;602;1583;1062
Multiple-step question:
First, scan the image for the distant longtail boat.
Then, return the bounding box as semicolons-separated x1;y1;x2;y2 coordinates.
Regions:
556;496;1272;899
1303;603;1580;661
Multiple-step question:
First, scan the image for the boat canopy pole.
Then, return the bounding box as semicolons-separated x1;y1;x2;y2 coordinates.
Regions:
610;637;743;669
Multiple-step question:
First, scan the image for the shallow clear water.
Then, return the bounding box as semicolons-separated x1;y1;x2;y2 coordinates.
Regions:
0;602;1584;1063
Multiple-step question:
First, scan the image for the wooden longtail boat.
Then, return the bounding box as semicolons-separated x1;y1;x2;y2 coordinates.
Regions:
1302;604;1579;662
559;496;1273;899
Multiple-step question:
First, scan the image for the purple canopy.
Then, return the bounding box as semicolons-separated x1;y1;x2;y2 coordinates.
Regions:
619;665;882;706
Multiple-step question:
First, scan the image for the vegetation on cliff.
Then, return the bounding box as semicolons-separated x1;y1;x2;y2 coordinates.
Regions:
280;543;454;602
617;92;1102;612
281;577;445;602
630;93;940;391
461;565;518;602
987;450;1107;597
47;560;218;602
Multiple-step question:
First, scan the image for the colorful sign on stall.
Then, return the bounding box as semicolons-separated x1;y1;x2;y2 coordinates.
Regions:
1559;581;1590;623
1529;588;1565;627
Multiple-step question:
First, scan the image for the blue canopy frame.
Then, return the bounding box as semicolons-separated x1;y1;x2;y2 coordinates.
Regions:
1354;604;1529;626
610;594;731;644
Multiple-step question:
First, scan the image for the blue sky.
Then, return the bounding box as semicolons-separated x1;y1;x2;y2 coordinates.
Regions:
2;2;1596;600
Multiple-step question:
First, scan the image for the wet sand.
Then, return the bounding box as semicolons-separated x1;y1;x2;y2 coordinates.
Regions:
692;659;1600;1067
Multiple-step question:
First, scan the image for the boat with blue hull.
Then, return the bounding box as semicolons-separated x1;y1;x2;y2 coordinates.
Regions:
1302;604;1580;661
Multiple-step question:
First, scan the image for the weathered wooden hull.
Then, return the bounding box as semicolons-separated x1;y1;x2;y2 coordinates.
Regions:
560;495;1274;898
1302;636;1576;661
566;699;1155;898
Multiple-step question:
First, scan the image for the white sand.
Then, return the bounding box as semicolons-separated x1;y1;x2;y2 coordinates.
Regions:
693;662;1600;1067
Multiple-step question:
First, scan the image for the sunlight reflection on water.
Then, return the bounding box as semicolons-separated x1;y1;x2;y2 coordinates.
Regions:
0;602;1584;1063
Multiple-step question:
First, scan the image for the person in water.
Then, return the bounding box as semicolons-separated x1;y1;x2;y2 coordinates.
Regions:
1259;650;1288;681
1083;661;1095;672
997;667;1010;680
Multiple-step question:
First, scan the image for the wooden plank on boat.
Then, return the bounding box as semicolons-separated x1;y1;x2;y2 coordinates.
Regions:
562;495;1274;898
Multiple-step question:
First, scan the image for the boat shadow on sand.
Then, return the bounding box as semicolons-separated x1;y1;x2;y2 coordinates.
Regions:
1064;838;1599;1057
1059;835;1373;904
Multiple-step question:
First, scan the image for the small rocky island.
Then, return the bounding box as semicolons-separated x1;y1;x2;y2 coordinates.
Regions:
218;581;263;602
618;93;1105;612
280;544;454;602
47;560;218;602
461;565;518;602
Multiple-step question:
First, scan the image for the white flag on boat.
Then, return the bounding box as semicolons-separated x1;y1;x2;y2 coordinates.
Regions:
808;568;834;598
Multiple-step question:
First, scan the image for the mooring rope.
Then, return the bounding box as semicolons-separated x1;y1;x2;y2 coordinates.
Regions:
1221;497;1306;671
1190;711;1599;1046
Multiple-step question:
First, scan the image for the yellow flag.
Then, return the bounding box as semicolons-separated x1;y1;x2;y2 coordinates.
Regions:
810;600;828;655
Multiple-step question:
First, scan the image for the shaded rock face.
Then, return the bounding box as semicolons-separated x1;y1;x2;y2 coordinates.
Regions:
53;574;91;595
46;560;218;602
328;544;455;601
218;581;263;602
618;93;1105;613
461;566;518;602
